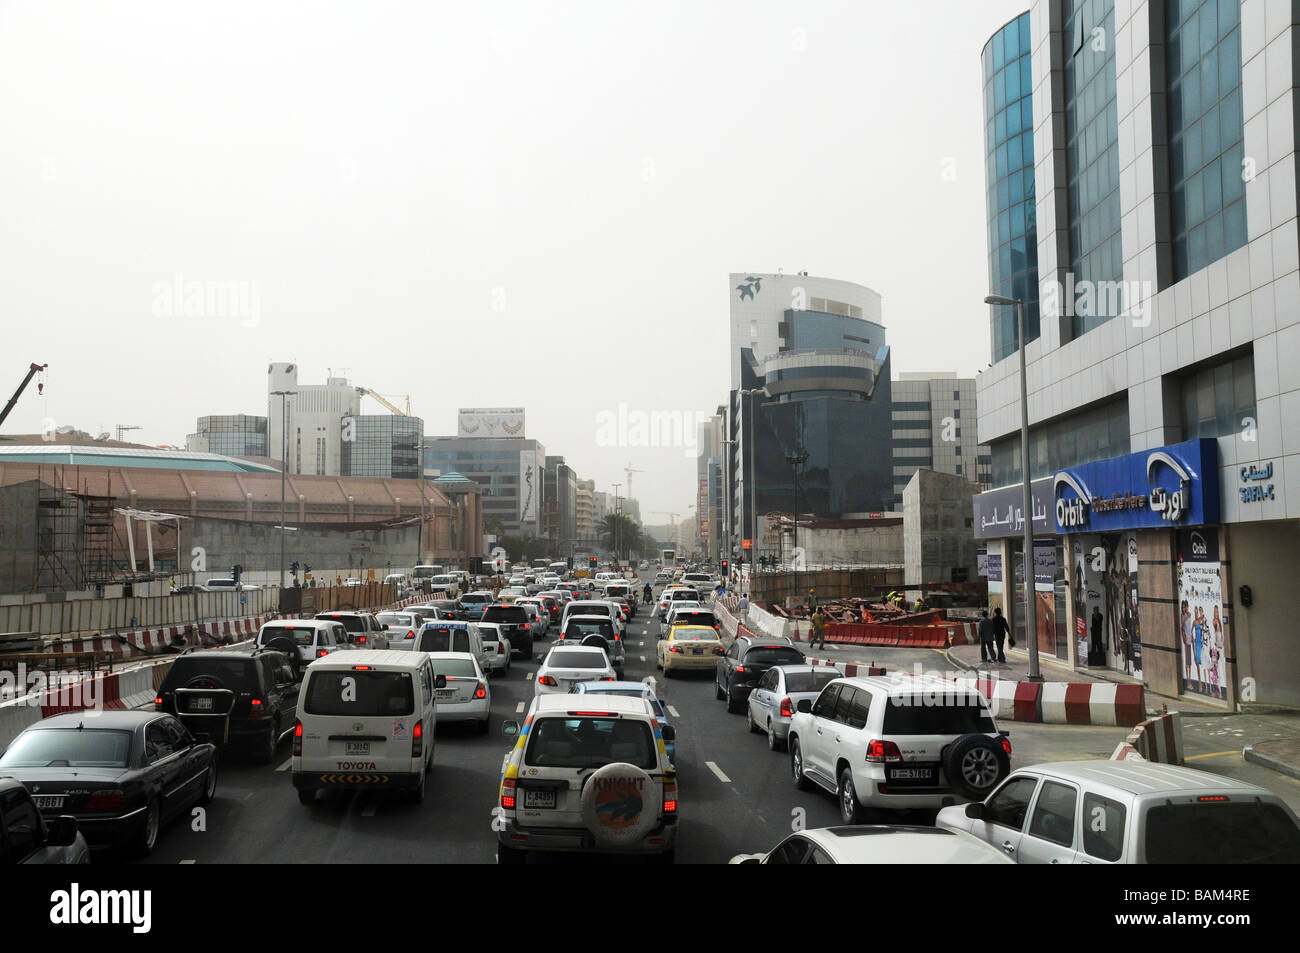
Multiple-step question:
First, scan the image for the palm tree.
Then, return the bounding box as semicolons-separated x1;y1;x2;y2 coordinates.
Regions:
599;514;641;561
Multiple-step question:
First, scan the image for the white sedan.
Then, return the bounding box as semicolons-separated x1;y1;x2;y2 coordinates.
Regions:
730;826;1014;864
427;652;491;732
534;645;616;696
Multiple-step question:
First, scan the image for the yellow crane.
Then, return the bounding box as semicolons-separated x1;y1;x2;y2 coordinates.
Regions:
356;388;411;416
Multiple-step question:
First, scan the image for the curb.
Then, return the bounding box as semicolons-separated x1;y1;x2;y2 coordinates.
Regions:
1243;745;1300;782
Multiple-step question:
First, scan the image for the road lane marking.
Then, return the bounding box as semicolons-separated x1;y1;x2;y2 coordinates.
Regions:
705;761;731;783
640;655;647;662
667;705;681;718
515;701;525;713
526;671;533;681
276;758;292;772
179;859;196;864
1185;750;1240;761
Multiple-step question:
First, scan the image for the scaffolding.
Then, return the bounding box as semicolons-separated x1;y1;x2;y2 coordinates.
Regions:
30;465;118;592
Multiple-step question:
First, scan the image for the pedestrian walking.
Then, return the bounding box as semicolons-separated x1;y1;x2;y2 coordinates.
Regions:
737;592;750;619
806;588;818;612
992;606;1012;661
810;607;826;649
978;609;998;664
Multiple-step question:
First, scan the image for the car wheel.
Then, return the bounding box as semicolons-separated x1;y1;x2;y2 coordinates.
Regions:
715;677;725;701
298;789;316;806
256;722;279;764
198;760;218;806
747;707;761;733
479;716;490;734
726;685;743;714
790;739;812;791
767;720;784;752
945;735;1010;801
838;768;865;824
136;797;161;857
497;842;526;865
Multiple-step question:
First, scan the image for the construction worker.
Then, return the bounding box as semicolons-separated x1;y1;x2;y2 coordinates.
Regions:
806;588;818;613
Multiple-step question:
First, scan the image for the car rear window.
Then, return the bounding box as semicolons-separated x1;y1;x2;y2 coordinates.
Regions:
163;658;258;691
417;628;467;653
461;594;490;604
319;614;365;633
784;670;843;693
671;629;714;641
572;604;611;616
742;647;804;666
0;728;133;768
429;658;477;679
303;671;415;716
881;696;994;734
376;613;411;627
673;612;716;627
260;625;320;647
482;606;528;624
564;621;616;639
547;650;609;669
606;585;629;596
670;590;700;600
525;717;657;769
1143;801;1300;863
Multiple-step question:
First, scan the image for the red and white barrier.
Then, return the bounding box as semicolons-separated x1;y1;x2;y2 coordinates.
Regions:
1111;712;1182;763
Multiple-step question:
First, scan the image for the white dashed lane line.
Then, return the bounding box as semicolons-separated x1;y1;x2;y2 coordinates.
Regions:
276;758;292;772
666;705;681;718
640;655;647;662
526;672;534;681
179;859;196;864
515;701;525;713
705;761;731;783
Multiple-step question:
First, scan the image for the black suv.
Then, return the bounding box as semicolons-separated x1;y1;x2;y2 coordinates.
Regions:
716;636;805;714
480;604;532;655
156;648;300;762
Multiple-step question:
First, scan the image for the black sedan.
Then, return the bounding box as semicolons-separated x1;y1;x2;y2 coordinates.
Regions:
0;710;217;857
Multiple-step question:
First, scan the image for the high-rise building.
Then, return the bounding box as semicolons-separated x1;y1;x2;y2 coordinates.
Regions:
424;435;546;538
267;363;360;477
696;412;724;557
576;479;595;549
973;2;1295;710
341;415;423;480
185;415;268;459
890;373;990;507
543;455;578;553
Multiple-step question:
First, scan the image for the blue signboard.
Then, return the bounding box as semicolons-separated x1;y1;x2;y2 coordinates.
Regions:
1052;439;1220;534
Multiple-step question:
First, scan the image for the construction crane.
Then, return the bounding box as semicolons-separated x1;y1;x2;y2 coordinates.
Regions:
356;387;411;416
624;463;644;501
0;362;47;432
116;424;141;441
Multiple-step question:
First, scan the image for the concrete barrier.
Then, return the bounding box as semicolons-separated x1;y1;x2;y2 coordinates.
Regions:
1111;712;1182;763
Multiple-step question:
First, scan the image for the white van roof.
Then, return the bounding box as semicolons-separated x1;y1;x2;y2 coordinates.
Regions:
306;649;428;670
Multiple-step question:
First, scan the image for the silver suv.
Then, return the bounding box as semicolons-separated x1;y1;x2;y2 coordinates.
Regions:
788;674;1010;824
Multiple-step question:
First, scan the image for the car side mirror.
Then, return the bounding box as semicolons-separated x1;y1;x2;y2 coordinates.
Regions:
502;720;520;737
192;731;214;745
965;801;986;820
661;725;676;742
796;699;812;714
434;674;447;689
46;814;79;848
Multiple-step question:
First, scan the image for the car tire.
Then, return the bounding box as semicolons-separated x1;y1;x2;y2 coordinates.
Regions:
726;685;743;714
497;842;526;865
298;789;316;806
715;678;725;701
478;716;490;734
747;707;762;733
838;767;865;824
136;797;161;857
790;739;812;791
198;760;218;806
256;722;278;764
767;720;785;752
944;735;1010;801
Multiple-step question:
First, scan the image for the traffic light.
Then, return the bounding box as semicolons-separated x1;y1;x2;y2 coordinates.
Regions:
290;561;299;575
722;560;728;574
303;564;311;576
232;564;242;585
589;556;598;568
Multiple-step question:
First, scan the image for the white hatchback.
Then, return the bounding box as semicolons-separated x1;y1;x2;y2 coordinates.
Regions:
534;645;616;696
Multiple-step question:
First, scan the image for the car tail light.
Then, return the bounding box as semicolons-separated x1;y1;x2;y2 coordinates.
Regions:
154;696;164;707
248;698;268;717
356;635;367;644
1000;736;1012;755
600;677;615;682
779;697;793;717
713;646;725;655
538;675;557;686
293;720;303;756
1198;795;1229;802
866;739;904;763
734;665;745;673
662;778;677;814
469;681;485;699
412;719;424;759
317;649;328;658
405;630;415;640
668;644;681;654
84;789;127;811
501;778;516;810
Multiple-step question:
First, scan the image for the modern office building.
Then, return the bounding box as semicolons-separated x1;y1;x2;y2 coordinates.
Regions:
424;435;546;537
267;363;361;477
973;2;1298;709
575;479;596;549
696;410;725;559
341;415;423;480
543;455;578;552
728;272;894;557
185;415;268;459
891;373;991;508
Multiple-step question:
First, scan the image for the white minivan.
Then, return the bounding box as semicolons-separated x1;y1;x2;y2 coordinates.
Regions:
293;650;446;805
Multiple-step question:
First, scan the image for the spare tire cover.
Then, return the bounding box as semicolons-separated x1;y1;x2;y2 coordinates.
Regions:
580;761;657;846
579;634;610;653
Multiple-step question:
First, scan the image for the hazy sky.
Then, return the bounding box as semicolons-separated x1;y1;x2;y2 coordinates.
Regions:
1;0;1030;520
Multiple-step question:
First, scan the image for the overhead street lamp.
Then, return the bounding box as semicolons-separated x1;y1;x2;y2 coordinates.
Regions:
984;294;1041;682
737;387;769;581
271;390;295;592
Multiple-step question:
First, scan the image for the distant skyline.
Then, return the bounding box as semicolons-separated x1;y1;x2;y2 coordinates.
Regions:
1;0;1031;520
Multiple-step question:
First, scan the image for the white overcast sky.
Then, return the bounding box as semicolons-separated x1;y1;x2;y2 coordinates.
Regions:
1;0;1030;521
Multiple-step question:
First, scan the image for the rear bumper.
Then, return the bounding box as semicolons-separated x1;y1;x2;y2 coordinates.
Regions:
663;654;716;671
292;770;422;792
436;699;490;722
496;817;677;855
51;806;149;849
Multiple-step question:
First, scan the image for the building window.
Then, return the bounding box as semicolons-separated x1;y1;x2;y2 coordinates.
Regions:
1167;0;1246;280
1063;0;1123;338
989;397;1130;485
1174;350;1255;440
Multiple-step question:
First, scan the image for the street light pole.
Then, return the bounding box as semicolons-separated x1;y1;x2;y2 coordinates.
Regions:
984;294;1041;681
786;451;808;600
271;390;294;592
612;483;622;565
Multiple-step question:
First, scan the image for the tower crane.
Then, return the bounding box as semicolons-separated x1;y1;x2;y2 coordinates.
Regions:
624;463;644;501
355;388;411;416
116;425;142;441
0;363;47;432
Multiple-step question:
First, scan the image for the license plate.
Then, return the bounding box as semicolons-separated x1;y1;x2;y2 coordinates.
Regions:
692;648;703;655
346;742;370;756
888;765;937;784
436;689;455;698
524;789;556;809
191;697;214;711
33;796;64;809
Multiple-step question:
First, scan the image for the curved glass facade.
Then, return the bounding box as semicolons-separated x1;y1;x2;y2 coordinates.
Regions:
983;12;1039;363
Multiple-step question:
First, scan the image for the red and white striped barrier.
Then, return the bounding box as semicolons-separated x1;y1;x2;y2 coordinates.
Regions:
1111;711;1182;763
946;621;979;646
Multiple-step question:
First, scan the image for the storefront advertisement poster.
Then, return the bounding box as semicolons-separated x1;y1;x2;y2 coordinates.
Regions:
1177;528;1226;700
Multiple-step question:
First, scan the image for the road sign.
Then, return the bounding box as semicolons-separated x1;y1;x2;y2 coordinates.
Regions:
742;539;752;550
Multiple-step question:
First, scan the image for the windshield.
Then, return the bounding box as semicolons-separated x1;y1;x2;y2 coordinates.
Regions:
0;728;133;768
546;650;610;669
260;625;320;647
1144;802;1300;863
524;717;657;769
785;670;843;693
303;671;414;716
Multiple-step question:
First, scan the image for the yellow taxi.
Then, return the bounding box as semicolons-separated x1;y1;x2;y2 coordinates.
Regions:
656;624;724;676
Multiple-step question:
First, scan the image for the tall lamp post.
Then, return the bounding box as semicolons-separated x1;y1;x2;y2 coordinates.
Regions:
270;390;294;591
786;451;808;600
737;387;769;582
984;294;1041;682
720;438;735;574
612;483;622;565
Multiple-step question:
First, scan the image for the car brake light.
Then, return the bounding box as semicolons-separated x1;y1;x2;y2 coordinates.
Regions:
293;720;303;756
84;789;127;811
357;635;366;644
412;719;423;758
662;778;677;814
317;649;328;657
668;644;681;653
779;697;793;717
734;665;745;673
866;739;904;763
1198;795;1229;802
569;710;616;716
501;778;516;810
538;675;557;686
1000;736;1012;755
475;681;487;699
405;630;415;640
352;665;371;671
154;696;164;706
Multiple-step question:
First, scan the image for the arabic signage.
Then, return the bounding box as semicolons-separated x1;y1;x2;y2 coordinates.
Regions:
1238;461;1276;504
972;478;1054;540
1051;439;1220;534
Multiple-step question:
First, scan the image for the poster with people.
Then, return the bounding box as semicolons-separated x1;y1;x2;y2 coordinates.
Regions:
1033;540;1056;657
1177;529;1226;700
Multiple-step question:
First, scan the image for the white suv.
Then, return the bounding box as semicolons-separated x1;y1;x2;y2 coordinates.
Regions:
788;674;1010;824
496;693;678;863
